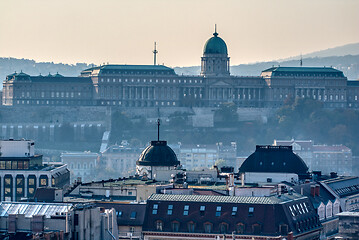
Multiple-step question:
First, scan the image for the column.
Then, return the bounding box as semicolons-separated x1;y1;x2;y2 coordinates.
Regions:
24;175;28;198
0;176;4;201
12;175;16;201
48;174;52;187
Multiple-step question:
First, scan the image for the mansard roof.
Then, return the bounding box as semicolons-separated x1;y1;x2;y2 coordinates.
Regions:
321;176;359;198
347;80;359;86
144;193;321;236
262;66;343;73
82;64;176;76
148;192;306;204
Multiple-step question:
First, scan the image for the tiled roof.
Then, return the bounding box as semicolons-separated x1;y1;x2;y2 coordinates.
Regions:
148;193;305;204
321;177;359;197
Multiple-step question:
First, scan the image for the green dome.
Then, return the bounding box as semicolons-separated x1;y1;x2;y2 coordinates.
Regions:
203;32;228;54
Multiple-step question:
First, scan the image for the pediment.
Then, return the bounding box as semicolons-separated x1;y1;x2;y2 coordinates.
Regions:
211;80;230;86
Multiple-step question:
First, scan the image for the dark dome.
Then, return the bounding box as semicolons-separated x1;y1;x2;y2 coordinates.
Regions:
203;32;228;55
136;141;180;167
239;145;309;175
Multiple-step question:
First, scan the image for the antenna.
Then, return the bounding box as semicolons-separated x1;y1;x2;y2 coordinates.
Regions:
300;54;303;67
157;118;160;141
153;42;158;65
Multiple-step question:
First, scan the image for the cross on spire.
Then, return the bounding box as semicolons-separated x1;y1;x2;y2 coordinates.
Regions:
213;24;218;37
157;118;160;141
153;42;158;65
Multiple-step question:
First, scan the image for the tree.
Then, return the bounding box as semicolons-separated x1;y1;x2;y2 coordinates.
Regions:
214;102;238;126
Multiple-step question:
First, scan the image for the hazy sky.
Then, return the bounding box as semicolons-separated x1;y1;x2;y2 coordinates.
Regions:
0;0;358;67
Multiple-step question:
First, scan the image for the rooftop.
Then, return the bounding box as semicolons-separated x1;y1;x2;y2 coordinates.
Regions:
262;66;343;73
148;192;306;205
0;202;72;218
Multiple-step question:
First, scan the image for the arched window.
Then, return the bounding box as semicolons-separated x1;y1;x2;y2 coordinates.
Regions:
236;223;245;234
252;223;261;234
171;221;180;232
204;222;212;233
219;222;228;234
155;220;163;231
187;221;195;233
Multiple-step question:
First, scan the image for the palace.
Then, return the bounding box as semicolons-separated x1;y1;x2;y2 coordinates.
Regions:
3;30;359;109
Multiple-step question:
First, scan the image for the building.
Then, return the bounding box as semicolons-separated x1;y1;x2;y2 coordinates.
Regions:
65;177;157;203
291;183;340;239
2;72;93;106
0;202;118;240
142;193;322;240
335;212;359;239
239;145;309;185
312;145;352;176
320;176;359;212
179;144;218;170
100;144;143;178
61;151;98;183
3;30;359;109
273;139;353;176
95;202;146;240
0;139;70;201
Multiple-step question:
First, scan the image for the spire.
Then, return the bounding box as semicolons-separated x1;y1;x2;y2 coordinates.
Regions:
213;24;218;37
157;118;161;141
300;54;303;67
153;42;158;65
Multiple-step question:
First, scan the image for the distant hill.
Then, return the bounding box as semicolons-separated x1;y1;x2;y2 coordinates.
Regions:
0;58;93;85
282;42;359;60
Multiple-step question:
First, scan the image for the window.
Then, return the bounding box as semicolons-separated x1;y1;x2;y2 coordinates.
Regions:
248;207;254;216
183;205;189;215
152;204;158;214
279;224;288;235
130;211;137;219
204;223;212;233
200;206;205;211
216;206;222;217
219;223;229;233
118;211;123;217
171;221;179;232
236;223;245;234
232;206;238;216
252;223;261;234
156;220;163;231
187;222;195;232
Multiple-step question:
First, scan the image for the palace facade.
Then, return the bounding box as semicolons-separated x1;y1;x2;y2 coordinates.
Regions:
3;30;359;109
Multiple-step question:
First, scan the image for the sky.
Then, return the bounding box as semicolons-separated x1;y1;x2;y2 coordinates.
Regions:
0;0;358;67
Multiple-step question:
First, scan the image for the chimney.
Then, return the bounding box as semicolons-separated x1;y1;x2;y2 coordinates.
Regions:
287;232;294;240
315;184;320;196
310;185;316;197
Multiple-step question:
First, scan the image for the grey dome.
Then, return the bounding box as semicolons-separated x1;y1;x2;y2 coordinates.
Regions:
136;141;180;167
203;32;228;55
